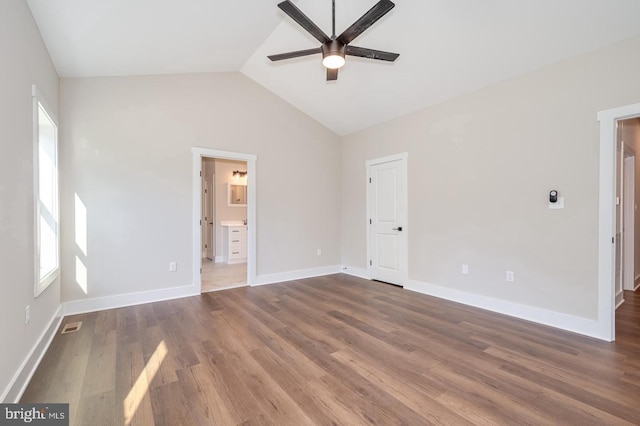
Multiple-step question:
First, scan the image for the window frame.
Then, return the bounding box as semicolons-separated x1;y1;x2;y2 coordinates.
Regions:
32;85;60;297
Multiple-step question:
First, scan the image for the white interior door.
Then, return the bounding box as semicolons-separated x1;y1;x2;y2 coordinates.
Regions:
623;155;635;290
367;154;407;286
204;177;214;260
615;141;623;305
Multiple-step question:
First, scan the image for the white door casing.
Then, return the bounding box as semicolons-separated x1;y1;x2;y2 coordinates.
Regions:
366;153;408;286
192;148;256;293
597;102;640;342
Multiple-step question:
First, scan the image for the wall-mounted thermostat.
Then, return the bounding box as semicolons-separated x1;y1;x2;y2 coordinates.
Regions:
549;190;564;209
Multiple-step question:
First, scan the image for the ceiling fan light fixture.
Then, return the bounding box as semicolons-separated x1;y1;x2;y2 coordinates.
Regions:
322;40;346;69
268;0;399;80
322;54;345;69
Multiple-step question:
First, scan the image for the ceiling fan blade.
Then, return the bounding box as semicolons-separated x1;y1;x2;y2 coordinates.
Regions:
337;0;395;45
268;47;322;61
327;68;338;81
345;45;399;62
278;1;331;44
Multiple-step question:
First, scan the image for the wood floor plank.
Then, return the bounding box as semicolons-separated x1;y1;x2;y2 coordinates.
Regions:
273;325;431;425
149;381;196;426
115;342;155;426
249;347;355;425
201;315;317;425
194;340;258;424
331;349;471;425
79;330;117;398
217;295;327;380
75;390;116;426
484;345;640;406
20;275;640;425
139;326;178;390
175;364;237;425
499;362;640;423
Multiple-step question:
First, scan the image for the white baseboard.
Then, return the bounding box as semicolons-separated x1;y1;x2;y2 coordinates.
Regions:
340;265;370;280
1;305;63;403
252;265;342;287
405;279;609;341
63;284;199;316
615;289;625;310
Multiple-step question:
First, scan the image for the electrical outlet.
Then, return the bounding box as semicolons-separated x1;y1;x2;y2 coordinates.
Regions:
317;249;322;256
169;262;177;272
462;264;469;275
25;305;30;324
506;271;515;282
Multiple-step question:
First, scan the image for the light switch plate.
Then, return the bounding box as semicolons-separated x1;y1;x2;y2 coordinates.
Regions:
549;197;564;209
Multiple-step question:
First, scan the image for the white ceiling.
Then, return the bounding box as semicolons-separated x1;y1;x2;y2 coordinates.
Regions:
27;0;640;136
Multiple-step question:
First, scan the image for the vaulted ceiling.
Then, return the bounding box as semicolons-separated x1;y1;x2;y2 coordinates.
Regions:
27;0;640;135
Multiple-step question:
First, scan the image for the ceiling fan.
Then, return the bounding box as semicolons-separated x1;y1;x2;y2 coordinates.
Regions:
268;0;399;81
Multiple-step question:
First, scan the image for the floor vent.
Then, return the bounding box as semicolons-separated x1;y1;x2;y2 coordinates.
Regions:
61;322;82;334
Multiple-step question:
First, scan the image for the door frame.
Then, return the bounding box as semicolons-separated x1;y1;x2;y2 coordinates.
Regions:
192;148;257;292
623;151;635;292
365;152;409;285
597;102;640;341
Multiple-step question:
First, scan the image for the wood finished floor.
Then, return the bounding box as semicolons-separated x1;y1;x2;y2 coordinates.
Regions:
22;274;640;425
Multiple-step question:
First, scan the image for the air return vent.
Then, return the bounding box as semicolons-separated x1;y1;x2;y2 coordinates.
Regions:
61;322;82;334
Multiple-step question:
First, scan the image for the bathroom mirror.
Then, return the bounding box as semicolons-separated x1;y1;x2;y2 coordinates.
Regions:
228;183;247;207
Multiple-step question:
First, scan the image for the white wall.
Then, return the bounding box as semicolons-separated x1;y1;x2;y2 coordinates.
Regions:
214;159;247;255
0;0;60;400
59;72;342;303
341;35;640;320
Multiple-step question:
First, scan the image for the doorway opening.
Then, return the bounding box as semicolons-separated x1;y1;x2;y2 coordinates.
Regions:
201;157;248;292
597;102;640;341
192;148;257;294
615;118;640;309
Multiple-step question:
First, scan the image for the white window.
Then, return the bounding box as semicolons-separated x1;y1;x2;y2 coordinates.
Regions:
33;86;59;296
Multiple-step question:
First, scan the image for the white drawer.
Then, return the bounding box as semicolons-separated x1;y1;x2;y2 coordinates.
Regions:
229;249;243;259
223;225;247;264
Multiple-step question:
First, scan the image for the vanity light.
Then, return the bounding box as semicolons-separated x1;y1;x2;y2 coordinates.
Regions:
233;170;247;177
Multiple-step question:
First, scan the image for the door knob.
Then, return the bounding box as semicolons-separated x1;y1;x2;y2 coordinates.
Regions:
392;226;403;231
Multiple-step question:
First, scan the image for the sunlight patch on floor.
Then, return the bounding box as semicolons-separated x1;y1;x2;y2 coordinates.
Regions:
123;340;168;425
